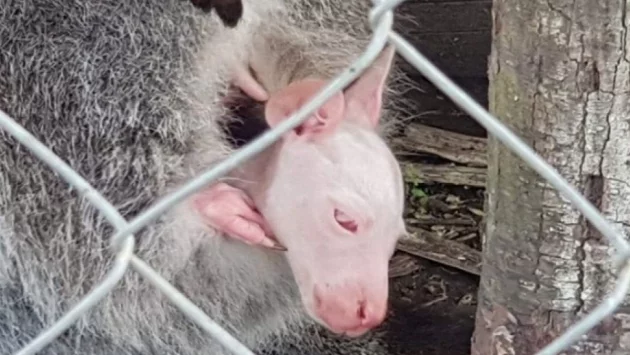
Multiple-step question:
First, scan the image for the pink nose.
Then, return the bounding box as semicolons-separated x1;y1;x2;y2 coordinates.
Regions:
313;284;387;336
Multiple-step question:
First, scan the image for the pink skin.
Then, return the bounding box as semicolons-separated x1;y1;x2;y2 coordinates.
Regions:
192;45;406;336
231;65;269;101
192;183;284;250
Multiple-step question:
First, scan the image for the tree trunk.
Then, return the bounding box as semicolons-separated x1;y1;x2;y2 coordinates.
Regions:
472;0;630;354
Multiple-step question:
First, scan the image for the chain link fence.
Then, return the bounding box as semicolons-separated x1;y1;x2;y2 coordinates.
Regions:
1;0;628;354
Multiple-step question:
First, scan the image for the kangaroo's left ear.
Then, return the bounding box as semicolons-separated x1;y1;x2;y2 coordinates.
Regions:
342;45;396;128
264;78;346;139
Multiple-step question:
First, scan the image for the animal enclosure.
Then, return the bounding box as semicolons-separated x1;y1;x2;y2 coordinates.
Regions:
2;0;629;355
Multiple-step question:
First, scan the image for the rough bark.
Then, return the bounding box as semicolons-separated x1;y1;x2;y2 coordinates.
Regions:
472;0;630;354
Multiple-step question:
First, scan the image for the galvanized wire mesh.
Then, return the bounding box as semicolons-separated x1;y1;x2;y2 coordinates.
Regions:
1;0;628;354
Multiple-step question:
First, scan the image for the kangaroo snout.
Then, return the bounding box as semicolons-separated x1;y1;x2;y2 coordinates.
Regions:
312;283;388;337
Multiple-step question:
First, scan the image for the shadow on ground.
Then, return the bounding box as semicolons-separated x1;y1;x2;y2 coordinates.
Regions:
384;257;478;355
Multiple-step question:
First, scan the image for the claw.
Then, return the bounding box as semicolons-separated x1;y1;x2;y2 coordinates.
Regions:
259;233;288;251
266;242;288;252
232;65;269;102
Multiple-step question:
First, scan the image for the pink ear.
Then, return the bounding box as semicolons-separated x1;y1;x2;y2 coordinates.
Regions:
264;78;346;138
343;45;396;128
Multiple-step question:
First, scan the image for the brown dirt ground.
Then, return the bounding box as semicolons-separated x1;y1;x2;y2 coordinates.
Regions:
385;254;479;355
383;179;482;355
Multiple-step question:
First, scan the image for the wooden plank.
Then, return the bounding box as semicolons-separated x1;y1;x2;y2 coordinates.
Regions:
396;32;491;78
400;162;487;187
394;0;492;78
390;0;492;135
403;0;491;3
397;229;482;276
394;123;488;166
396;76;488;137
396;1;492;34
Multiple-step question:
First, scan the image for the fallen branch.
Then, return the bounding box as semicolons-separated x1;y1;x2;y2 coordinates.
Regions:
388;253;421;278
406;216;477;227
396;228;482;276
402;162;486;187
393;123;487;167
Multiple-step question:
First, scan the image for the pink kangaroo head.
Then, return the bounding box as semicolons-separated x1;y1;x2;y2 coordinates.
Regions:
260;46;406;337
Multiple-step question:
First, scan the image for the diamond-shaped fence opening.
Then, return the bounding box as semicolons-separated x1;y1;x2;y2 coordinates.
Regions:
2;1;629;355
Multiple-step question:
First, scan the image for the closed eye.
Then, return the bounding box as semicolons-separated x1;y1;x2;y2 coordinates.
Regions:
334;209;358;233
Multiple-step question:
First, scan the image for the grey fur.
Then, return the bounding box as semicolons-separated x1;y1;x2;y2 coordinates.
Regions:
0;0;409;354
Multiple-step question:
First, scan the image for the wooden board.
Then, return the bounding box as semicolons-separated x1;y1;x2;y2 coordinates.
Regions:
392;0;492;136
394;0;492;79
